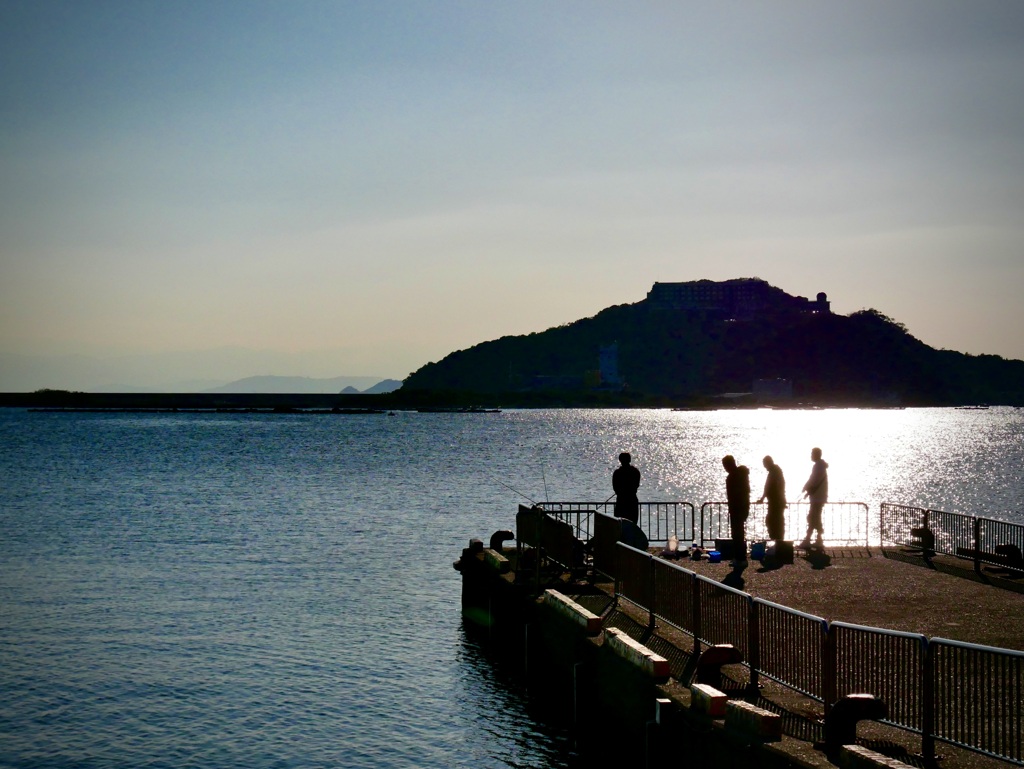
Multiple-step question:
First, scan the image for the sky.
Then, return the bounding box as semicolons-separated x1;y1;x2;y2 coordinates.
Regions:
2;1;1024;390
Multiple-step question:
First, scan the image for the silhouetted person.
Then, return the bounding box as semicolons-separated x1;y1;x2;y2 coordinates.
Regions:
722;455;750;565
800;447;829;548
612;452;641;525
756;455;787;541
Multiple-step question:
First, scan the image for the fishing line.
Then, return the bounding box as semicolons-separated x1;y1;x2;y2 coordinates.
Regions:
489;475;538;505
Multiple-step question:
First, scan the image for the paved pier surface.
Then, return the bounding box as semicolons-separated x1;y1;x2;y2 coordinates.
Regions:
662;546;1024;651
626;547;1024;769
467;537;1024;769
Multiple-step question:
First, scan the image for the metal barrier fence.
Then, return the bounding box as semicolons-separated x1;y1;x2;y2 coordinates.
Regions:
543;500;1022;559
696;575;751;661
980;518;1024;567
543;500;871;547
652;557;696;636
930;639;1024;764
829;622;927;734
543;501;697;545
757;599;828;700
611;541;1024;765
931;508;975;556
614;542;653;623
699;501;871;547
538;504;596;541
880;502;1024;573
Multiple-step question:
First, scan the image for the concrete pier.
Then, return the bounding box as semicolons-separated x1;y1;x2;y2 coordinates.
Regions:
454;534;1024;769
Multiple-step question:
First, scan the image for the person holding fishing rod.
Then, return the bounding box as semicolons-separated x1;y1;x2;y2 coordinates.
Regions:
611;452;641;524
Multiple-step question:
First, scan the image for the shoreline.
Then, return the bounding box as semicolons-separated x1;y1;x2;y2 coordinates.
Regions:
1;391;1014;411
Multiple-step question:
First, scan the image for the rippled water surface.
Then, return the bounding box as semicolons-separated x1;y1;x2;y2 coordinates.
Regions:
2;407;1022;768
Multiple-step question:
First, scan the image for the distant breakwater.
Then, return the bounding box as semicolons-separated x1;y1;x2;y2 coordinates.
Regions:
0;390;959;411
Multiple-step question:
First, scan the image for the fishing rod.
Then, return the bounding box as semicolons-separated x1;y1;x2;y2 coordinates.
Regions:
489;475;539;505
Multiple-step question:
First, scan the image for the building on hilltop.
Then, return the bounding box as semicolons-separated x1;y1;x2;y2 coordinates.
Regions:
646;278;830;319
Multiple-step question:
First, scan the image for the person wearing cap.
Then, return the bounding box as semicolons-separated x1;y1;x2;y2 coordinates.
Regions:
612;452;641;525
722;454;751;566
800;447;829;548
757;455;787;541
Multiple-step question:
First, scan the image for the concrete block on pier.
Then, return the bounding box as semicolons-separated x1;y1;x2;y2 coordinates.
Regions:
604;627;670;678
542;589;602;635
839;744;917;769
690;683;728;717
725;700;782;741
484;548;510;574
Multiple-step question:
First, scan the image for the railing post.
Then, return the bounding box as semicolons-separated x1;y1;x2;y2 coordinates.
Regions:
535;531;542;591
922;638;935;766
692;571;702;658
647;551;656;632
972;516;982;575
824;622;838;712
748;597;760;695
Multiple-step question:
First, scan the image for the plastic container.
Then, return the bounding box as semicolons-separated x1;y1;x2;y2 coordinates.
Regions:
750;542;766;561
708;550;722;563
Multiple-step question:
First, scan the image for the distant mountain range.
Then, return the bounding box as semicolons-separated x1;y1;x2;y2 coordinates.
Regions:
202;376;402;394
0;348;402;394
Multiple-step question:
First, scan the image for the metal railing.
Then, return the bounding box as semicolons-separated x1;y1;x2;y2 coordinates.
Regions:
829;622;927;734
980;518;1024;568
609;541;1024;765
695;574;751;660
756;598;828;700
880;503;1024;573
515;504;585;586
652;557;696;636
542;501;696;545
699;501;871;547
542;500;870;547
518;502;1022;762
930;638;1024;764
614;542;653;621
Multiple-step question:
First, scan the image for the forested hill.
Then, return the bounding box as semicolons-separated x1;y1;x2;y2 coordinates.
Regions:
401;285;1024;406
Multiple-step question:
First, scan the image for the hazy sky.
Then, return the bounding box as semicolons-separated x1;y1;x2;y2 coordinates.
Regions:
3;1;1023;386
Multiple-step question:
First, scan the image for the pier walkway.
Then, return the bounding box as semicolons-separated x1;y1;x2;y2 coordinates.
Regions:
665;546;1024;652
470;504;1024;769
460;503;1024;769
565;545;1024;769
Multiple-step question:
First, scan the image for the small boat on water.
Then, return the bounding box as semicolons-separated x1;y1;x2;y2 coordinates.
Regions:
416;406;501;413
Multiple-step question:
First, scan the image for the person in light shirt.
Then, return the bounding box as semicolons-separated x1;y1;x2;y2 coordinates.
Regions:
757;455;787;541
800;447;829;548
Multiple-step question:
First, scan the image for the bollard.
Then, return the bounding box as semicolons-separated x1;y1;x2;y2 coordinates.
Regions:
695;643;743;689
825;693;888;754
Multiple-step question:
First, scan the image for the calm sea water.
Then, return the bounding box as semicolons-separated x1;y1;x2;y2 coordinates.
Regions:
2;407;1022;768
